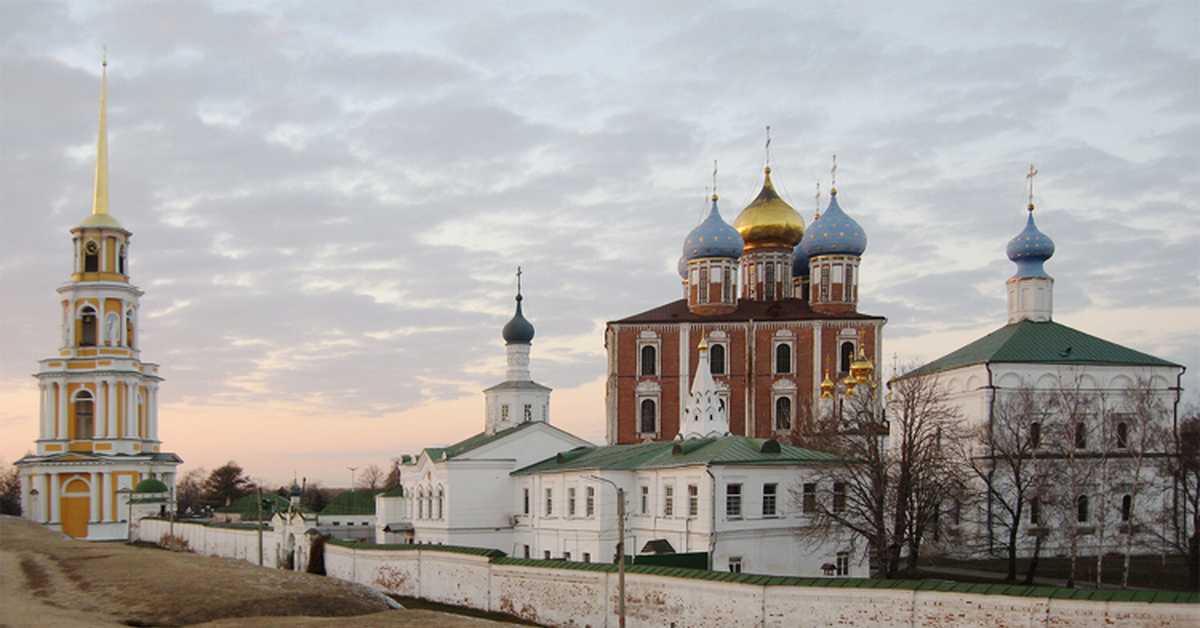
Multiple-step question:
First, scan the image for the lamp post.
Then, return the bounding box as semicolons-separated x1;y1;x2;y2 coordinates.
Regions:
116;487;133;543
29;488;39;523
586;475;625;628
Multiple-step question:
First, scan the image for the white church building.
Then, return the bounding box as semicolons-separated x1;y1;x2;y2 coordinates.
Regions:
901;185;1185;560
378;302;868;578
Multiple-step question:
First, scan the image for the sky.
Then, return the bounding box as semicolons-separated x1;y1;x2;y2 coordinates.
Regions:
1;0;1197;488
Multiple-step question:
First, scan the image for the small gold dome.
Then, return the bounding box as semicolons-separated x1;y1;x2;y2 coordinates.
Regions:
733;167;805;250
77;212;124;229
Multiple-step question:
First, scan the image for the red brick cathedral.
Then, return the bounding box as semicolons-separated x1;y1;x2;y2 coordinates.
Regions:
605;165;885;444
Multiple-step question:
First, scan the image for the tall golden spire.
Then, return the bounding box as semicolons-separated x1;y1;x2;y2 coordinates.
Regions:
93;54;110;217
80;52;122;229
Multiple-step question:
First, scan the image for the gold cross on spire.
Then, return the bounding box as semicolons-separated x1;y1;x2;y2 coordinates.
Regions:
1026;164;1038;211
516;266;522;296
831;154;838;193
712;159;718;200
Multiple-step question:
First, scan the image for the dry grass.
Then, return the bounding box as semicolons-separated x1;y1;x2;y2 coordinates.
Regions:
0;517;520;627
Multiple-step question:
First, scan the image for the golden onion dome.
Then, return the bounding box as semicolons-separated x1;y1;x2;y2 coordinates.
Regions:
733;167;805;250
820;372;835;399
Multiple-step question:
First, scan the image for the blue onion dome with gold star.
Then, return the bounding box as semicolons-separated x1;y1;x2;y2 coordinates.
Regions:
733;168;805;250
502;292;535;345
677;255;688;279
683;195;744;262
799;190;867;258
1006;204;1055;279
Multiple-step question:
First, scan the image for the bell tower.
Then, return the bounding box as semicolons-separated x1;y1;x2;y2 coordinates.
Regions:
17;59;181;540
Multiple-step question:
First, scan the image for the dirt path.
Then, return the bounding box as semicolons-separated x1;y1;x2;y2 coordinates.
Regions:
0;517;517;628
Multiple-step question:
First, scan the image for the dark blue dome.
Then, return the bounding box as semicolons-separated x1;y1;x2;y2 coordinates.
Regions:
682;197;744;262
502;296;535;344
792;245;809;278
1006;207;1055;279
799;192;867;258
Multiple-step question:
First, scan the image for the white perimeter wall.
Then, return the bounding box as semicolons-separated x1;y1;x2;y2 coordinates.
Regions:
142;519;1197;628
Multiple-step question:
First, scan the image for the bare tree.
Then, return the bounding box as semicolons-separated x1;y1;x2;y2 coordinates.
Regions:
1151;406;1200;590
886;372;969;574
0;464;22;516
963;385;1054;582
384;458;402;490
1110;378;1172;588
1041;375;1103;588
355;464;384;491
175;467;207;516
793;387;892;576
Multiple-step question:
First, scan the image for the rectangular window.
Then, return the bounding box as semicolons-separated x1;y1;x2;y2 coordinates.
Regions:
698;267;708;304
640;486;649;515
586;487;595;517
832;482;846;513
728;557;743;573
523;488;530;515
501;404;509;420
523;545;530;559
723;267;733;302
1030;422;1041;449
524;404;532;421
544;550;552;560
563;551;571;561
726;484;742;518
545;488;553;516
762;483;777;517
1074;422;1087;449
765;262;775;300
568;487;576;517
583;552;591;563
835;552;849;576
688;484;699;518
802;483;817;514
664;485;674;517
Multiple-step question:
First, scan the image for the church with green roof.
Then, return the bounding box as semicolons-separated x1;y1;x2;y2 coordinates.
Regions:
900;192;1184;561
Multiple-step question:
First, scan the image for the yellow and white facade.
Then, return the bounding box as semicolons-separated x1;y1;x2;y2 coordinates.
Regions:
16;62;181;540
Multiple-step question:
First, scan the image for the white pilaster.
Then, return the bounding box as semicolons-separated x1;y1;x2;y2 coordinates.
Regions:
109;380;119;438
102;472;113;522
57;383;68;439
90;472;100;522
49;473;60;523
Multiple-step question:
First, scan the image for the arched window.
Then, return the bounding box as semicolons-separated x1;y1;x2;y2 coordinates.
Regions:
79;307;98;347
74;391;95;439
775;397;792;431
640;399;657;434
118;245;127;275
640;345;657;376
840;342;854;372
126;311;136;349
1116;422;1129;449
1121;494;1133;522
436;486;444;519
84;240;99;272
417;488;425;519
1076;495;1089;523
775;343;791;374
710;344;725;375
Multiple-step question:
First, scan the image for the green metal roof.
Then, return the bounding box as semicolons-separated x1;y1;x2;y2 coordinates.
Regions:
214;493;291;520
423;421;550;462
320;490;378;516
513;436;843;475
903;320;1180;379
133;478;169;494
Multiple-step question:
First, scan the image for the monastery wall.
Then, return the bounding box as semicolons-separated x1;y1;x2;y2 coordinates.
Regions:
139;518;280;569
140;519;1196;628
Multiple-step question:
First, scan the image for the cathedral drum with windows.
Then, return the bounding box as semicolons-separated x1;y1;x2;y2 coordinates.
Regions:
16;62;180;541
605;165;885;444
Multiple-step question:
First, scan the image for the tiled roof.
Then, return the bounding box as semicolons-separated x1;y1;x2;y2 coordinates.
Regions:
320;490;378;515
903;320;1180;379
611;298;884;325
513;436;843;475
